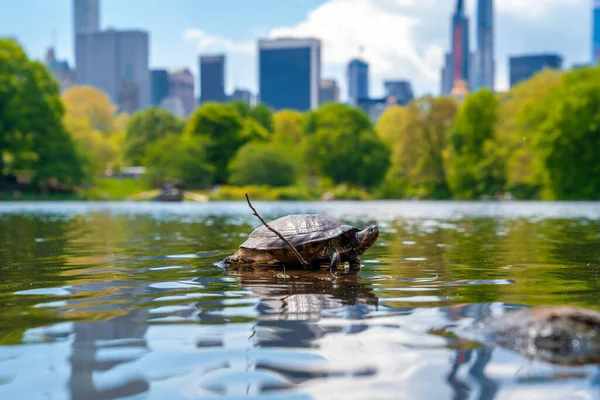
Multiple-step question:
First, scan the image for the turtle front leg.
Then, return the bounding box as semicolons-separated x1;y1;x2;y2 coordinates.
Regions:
329;250;341;272
349;256;361;271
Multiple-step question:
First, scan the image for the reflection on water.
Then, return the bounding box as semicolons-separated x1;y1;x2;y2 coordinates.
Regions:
0;201;599;399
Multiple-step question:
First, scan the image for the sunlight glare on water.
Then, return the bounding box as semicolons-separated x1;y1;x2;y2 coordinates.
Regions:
0;201;599;399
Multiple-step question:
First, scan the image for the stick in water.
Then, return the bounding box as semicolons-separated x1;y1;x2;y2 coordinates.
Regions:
245;193;310;266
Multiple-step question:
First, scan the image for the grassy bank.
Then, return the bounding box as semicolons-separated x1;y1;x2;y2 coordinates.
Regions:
199;184;374;201
0;178;150;201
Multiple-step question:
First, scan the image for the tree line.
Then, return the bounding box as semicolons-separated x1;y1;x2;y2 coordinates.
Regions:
2;38;600;200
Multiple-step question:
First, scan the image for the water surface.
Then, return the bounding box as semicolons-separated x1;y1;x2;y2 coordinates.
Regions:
1;201;599;399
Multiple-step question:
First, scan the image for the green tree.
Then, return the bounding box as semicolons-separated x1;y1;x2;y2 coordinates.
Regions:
184;103;245;184
0;39;84;187
496;69;562;199
230;101;274;133
62;86;128;175
229;142;299;187
273;110;304;144
144;135;214;188
304;104;390;188
447;89;505;199
377;97;458;199
250;103;274;133
124;107;184;165
533;66;600;200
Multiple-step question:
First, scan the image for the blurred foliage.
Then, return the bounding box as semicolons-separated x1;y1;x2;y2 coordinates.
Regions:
378;97;458;199
228;142;300;187
495;70;562;199
79;177;149;200
0;39;84;188
143;134;214;188
185;102;247;184
304;104;390;188
124;107;185;166
446;89;506;199
532;67;600;200
62;86;128;176
273;110;304;144
4;44;600;200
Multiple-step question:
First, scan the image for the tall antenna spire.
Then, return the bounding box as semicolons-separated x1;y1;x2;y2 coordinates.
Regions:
358;45;365;59
456;0;464;15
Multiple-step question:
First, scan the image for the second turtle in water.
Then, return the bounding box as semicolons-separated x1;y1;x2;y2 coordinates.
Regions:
224;214;379;270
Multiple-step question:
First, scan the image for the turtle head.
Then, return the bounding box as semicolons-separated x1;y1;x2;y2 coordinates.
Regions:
355;225;379;254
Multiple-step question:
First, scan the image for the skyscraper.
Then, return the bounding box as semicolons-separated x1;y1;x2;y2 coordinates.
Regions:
441;53;453;95
151;69;169;106
477;0;494;90
384;81;414;106
76;29;150;113
169;68;195;116
509;53;563;87
199;55;226;104
347;59;369;106
73;0;100;64
230;89;254;106
258;38;321;111
594;0;600;63
45;47;76;92
451;0;470;89
319;79;340;105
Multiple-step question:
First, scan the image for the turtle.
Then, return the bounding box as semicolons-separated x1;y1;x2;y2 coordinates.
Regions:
223;214;379;271
454;306;600;366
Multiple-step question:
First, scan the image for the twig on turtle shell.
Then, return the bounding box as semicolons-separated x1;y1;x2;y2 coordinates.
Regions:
245;193;310;266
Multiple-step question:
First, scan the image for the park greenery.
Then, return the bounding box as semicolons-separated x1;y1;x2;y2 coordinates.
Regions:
2;38;600;201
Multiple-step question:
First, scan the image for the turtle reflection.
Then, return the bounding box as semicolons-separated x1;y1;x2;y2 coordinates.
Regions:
229;267;379;318
227;267;379;346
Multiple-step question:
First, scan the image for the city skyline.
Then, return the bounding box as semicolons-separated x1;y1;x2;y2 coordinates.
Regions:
0;0;595;99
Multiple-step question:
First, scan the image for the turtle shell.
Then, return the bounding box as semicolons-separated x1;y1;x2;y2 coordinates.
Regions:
240;214;358;251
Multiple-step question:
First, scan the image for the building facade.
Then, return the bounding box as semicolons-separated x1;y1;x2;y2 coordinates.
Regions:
347;59;369;106
199;54;226;104
73;0;100;66
76;29;150;113
45;47;76;92
230;89;254;106
169;68;195;116
384;80;414;105
476;0;494;90
160;96;186;118
258;38;321;111
594;0;600;63
441;53;453;95
509;53;563;87
150;69;169;106
319;79;340;105
357;96;401;122
451;0;470;89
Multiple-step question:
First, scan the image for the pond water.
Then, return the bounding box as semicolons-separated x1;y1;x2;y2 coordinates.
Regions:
0;201;599;400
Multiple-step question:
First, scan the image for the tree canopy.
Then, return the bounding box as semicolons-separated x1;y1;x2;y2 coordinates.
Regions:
304;104;390;188
378;97;458;199
533;67;600;200
0;39;84;187
447;89;505;199
124;107;185;165
62;86;127;175
229;142;299;187
185;103;246;184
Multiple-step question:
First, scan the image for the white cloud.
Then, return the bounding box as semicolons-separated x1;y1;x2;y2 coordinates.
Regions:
182;0;590;97
269;0;445;86
183;28;253;55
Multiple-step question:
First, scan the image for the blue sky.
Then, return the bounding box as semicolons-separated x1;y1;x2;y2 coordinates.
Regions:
0;0;594;99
